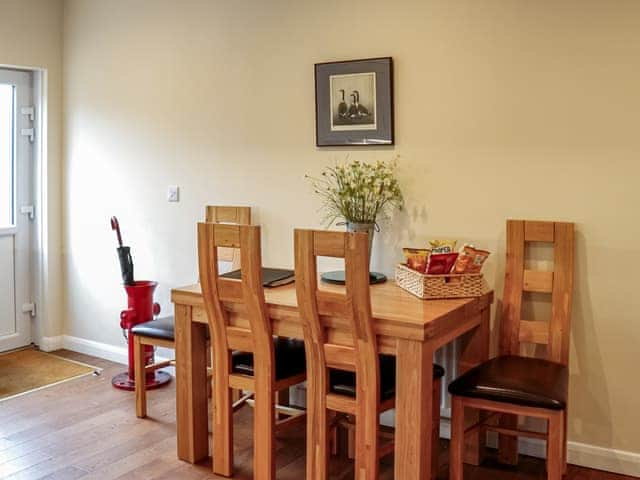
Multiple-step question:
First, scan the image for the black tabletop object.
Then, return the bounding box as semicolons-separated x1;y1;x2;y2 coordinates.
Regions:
320;270;387;285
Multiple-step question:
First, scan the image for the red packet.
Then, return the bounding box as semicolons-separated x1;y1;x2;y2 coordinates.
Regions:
426;253;459;275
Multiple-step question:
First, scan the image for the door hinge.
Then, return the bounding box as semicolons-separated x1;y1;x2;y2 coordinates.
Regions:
21;128;34;143
21;106;35;121
20;205;35;220
22;303;36;317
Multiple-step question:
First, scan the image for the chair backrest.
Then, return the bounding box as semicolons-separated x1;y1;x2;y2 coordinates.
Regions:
205;206;252;268
198;223;274;374
499;220;575;365
294;229;379;402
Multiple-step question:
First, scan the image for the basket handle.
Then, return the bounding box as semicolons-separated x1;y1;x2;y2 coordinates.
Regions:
443;275;463;284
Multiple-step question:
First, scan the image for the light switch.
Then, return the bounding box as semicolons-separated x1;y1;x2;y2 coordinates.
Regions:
167;185;180;202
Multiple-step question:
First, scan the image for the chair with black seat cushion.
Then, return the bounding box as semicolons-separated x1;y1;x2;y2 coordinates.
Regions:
132;316;175;343
132;205;251;418
198;222;306;480
294;229;446;479
131;317;175;418
448;220;574;480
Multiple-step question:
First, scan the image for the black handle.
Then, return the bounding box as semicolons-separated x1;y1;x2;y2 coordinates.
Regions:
111;216;123;247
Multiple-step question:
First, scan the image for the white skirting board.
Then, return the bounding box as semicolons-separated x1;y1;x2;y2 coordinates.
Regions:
37;335;64;352
38;335;171;365
39;335;640;477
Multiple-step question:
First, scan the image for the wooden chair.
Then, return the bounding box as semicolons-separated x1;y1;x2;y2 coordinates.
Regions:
132;205;251;418
294;229;445;479
198;222;306;479
448;220;574;480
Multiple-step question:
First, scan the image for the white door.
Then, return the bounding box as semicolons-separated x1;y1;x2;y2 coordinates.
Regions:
0;69;34;352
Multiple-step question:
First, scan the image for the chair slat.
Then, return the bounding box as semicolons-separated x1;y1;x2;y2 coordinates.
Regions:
206;205;251;224
325;329;354;347
548;222;574;365
327;393;356;415
324;343;356;371
522;270;553;293
524;221;555;242
213;224;241;248
518;320;549;344
205;206;251;265
226;326;254;352
313;231;346;257
316;290;349;317
229;374;254;391
500;220;526;356
217;278;243;303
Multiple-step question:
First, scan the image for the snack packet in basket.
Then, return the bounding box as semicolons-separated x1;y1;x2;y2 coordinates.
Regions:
429;239;457;254
426;252;459;275
403;248;430;273
453;245;490;274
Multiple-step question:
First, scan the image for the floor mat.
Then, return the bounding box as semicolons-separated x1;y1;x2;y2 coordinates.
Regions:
0;348;99;401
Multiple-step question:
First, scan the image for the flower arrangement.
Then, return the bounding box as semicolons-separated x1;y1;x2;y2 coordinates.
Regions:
307;157;404;226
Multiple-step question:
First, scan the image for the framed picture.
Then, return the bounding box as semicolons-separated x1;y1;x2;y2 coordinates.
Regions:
315;57;394;146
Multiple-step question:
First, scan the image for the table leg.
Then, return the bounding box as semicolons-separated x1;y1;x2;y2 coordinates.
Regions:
458;305;491;465
175;304;209;463
395;338;435;480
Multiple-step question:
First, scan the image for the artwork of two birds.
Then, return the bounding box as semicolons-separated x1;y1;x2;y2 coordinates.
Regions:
337;89;371;120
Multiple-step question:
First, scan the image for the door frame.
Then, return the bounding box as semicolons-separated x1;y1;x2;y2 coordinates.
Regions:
1;63;51;351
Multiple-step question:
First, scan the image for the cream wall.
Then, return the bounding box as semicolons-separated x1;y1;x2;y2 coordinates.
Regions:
0;0;64;340
63;0;640;464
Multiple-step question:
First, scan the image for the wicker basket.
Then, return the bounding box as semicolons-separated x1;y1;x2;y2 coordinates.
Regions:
395;263;488;299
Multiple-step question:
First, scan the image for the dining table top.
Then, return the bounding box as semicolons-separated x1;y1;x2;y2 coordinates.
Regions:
171;279;493;343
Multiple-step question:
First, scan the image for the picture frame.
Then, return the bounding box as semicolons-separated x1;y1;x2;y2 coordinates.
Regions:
315;57;394;146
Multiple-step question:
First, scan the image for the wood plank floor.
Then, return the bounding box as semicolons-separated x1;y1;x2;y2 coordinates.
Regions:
0;350;635;479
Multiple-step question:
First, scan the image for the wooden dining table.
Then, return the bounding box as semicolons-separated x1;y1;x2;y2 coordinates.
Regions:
171;279;493;479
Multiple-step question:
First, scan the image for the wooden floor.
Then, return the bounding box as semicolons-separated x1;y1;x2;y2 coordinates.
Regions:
0;350;635;480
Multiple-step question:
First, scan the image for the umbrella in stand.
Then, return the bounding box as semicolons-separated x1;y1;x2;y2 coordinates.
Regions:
111;216;134;285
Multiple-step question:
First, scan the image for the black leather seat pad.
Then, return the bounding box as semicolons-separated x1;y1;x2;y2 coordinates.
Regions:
330;357;445;400
131;316;175;341
448;355;568;410
232;338;306;380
